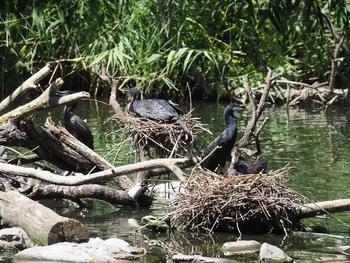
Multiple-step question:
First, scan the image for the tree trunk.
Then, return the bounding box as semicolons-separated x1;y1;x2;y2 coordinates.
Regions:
0;191;88;245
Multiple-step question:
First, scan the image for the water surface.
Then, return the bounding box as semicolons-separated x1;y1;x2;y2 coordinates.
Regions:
11;101;350;262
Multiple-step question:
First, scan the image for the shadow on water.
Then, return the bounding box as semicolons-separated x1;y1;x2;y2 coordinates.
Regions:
7;101;350;262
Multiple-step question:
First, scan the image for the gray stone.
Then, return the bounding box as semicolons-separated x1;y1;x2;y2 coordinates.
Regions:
15;237;145;263
221;240;261;255
0;227;33;250
259;243;293;262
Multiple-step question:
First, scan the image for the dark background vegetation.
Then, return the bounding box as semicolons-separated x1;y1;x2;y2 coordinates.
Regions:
0;0;350;101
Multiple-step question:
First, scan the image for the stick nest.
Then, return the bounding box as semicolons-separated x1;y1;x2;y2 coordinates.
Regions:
115;111;205;157
168;167;305;234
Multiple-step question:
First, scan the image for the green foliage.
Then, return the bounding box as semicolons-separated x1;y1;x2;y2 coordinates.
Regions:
0;0;350;98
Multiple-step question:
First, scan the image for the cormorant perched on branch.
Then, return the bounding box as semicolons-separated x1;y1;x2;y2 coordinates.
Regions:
126;87;191;140
57;90;94;150
201;103;239;172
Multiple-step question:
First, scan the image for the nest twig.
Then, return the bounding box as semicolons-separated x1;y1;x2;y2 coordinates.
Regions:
168;167;304;234
115;111;206;158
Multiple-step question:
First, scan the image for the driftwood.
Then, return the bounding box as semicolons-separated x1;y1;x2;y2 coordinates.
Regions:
0;64;52;113
0;158;186;186
298;199;350;219
26;184;137;207
0;78;90;124
0;191;88;245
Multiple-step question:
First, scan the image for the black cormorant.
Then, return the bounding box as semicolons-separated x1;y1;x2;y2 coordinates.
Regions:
57;90;94;150
201;103;239;172
227;148;268;176
126;87;191;140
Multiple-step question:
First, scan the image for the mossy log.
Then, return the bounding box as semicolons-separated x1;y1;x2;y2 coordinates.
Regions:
0;191;88;245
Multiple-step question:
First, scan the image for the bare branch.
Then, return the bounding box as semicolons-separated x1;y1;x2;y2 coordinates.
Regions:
0;78;90;124
0;158;186;186
0;64;52;113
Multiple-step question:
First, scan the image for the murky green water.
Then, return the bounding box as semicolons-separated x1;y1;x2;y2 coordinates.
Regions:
9;101;350;262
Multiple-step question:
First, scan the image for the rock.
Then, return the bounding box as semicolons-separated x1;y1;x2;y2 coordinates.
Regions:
172;254;235;263
141;215;169;231
15;237;145;263
221;240;261;255
0;227;33;250
259;243;293;262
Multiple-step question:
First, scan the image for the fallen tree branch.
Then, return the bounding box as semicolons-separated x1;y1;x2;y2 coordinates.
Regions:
0;78;90;124
0;158;186;186
26;184;137;207
0;64;52;113
298;199;350;219
46;120;134;190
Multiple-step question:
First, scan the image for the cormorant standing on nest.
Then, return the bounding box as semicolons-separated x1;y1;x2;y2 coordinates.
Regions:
201;103;239;172
126;87;192;140
227;148;268;176
57;90;94;150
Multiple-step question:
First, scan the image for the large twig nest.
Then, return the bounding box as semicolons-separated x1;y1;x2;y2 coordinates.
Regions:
115;111;206;157
168;167;305;234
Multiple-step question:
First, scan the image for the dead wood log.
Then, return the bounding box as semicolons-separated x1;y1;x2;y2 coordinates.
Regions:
298;199;350;219
0;78;90;124
0;64;52;113
45;121;133;190
0;158;185;186
0;191;88;245
0;119;97;173
26;184;136;207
